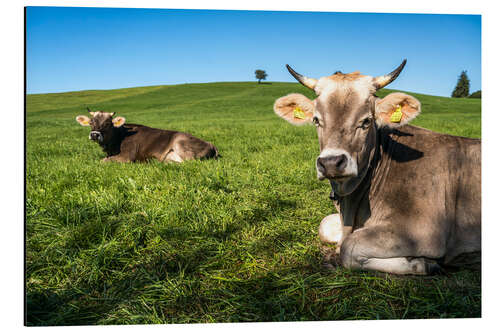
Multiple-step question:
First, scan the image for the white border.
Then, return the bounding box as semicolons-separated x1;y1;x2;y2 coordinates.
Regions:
4;0;499;331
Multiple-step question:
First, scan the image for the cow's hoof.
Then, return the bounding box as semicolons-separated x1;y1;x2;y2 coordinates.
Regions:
425;261;445;275
319;214;342;244
321;246;341;270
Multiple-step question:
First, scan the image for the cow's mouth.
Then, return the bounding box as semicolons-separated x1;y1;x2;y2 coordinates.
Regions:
317;170;353;182
325;174;355;184
331;175;351;181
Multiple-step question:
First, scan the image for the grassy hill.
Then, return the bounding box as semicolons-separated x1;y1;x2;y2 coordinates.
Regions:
26;82;481;325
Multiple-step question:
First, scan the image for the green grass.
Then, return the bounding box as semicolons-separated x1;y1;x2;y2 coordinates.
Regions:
26;82;481;325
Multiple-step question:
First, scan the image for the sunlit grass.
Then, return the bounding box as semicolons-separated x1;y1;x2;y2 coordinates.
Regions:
26;82;481;325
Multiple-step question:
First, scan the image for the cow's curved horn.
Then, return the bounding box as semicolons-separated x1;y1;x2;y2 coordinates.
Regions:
286;64;318;90
110;112;116;117
87;107;92;113
86;107;95;116
373;59;407;90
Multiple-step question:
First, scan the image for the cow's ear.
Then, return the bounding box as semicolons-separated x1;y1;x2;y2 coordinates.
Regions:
112;116;126;127
375;92;421;128
76;115;91;126
274;93;315;125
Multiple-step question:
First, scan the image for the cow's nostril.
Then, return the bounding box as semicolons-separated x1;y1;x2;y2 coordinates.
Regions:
335;154;347;170
317;157;327;171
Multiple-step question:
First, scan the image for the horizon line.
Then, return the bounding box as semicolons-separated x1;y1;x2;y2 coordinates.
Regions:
26;80;472;98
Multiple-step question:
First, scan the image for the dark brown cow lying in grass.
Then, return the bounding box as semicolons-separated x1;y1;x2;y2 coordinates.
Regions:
76;108;218;163
274;60;481;275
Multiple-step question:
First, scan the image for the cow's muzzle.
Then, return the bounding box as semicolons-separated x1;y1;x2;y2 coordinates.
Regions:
317;154;347;177
316;149;357;181
89;131;103;142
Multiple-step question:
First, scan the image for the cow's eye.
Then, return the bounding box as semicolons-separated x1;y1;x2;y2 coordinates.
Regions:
312;116;320;127
360;117;372;129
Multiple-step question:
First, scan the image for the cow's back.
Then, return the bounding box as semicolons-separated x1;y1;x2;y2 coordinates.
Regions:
119;124;178;161
120;124;217;161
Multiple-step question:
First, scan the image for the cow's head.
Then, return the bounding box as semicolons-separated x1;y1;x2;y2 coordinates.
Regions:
274;60;421;195
75;108;126;144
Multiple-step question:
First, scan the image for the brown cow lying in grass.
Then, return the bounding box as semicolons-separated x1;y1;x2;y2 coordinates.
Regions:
274;60;480;275
75;108;218;163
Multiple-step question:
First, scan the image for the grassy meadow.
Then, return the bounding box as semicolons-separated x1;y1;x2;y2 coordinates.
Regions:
26;82;481;325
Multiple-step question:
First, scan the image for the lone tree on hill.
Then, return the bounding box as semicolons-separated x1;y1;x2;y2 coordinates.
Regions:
451;70;470;98
255;69;268;84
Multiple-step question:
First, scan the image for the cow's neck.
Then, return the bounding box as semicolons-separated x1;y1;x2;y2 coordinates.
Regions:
336;126;387;230
99;127;125;156
336;168;374;230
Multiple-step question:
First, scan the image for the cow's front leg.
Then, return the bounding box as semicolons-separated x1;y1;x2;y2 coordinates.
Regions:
339;226;442;275
319;214;352;254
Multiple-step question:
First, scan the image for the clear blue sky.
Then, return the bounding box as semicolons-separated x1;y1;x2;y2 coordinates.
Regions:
26;7;481;96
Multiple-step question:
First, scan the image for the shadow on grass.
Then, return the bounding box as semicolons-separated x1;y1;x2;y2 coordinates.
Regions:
27;246;481;326
27;288;120;326
26;193;480;325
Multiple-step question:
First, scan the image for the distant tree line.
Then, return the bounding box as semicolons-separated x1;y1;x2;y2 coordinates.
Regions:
468;90;481;98
452;70;480;98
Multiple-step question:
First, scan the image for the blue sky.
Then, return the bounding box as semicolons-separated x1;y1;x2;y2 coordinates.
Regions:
26;7;481;96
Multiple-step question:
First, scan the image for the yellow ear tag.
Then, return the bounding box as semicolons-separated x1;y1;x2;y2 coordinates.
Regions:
390;105;403;123
293;107;306;119
82;119;89;125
